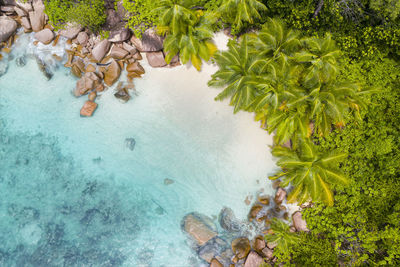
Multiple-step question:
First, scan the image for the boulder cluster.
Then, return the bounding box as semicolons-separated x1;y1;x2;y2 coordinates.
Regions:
182;185;309;266
0;0;181;117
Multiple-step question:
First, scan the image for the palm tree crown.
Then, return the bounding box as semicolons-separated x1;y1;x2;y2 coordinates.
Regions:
270;139;349;206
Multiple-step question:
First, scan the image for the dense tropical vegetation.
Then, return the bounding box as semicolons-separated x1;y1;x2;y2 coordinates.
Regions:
41;0;400;265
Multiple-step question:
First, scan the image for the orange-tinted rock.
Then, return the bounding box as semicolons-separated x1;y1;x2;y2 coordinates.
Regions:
232;237;251;259
258;195;270;205
88;91;97;101
210;258;223;267
104;59;121;86
183;214;217;246
249;204;263;220
126;61;145;74
86;64;96;72
80;101;97;117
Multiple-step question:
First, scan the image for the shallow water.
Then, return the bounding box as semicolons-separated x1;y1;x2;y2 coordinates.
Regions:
0;32;275;266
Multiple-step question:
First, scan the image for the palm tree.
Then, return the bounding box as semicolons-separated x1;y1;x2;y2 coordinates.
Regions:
163;11;217;70
294;34;341;86
157;1;217;71
156;0;197;35
208;35;261;112
218;0;267;34
253;18;301;62
264;218;300;254
307;80;365;136
269;139;349;206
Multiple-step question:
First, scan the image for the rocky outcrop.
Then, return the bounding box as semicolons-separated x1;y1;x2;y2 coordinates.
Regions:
59;23;82;39
109;45;129;60
141;28;163;52
104;59;121;86
130;35;143;52
80;101;97;117
197;237;228;263
29;9;45;32
16;0;33;13
218;207;241;232
274;187;287;205
292;211;309;232
210;258;223;267
77;31;88;45
0;16;17;42
182;213;217;246
244;251;264;267
20;17;31;31
91;39;111;62
108;28;130;42
146;51;167;68
232;237;251;259
74;72;101;96
34;28;54;45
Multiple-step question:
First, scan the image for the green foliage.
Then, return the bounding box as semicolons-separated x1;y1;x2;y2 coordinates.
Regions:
218;0;267;34
274;232;339;266
270;139;349;206
370;0;400;21
122;0;158;38
209;18;365;144
157;0;217;71
45;0;106;31
302;56;400;265
264;218;300;260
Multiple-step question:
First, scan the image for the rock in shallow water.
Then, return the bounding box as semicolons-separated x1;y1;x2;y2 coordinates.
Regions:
15;55;27;67
125;138;136;151
0;61;9;77
218;207;241;232
35;57;53;80
182;213;218;246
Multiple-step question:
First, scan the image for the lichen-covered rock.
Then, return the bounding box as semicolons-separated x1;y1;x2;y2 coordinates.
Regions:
108;28;130;42
244;251;264;267
231;237;251;259
146;51;167;68
59;23;82;39
80;101;97;117
292;211;309;232
104;59;121;86
91;39;111;62
182;213;217;246
34;28;54;45
0;16;17;42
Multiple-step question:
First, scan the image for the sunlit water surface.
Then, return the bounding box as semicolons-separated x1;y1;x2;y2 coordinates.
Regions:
0;32;275;266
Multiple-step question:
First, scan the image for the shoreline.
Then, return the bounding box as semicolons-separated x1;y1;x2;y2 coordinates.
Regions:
0;1;309;266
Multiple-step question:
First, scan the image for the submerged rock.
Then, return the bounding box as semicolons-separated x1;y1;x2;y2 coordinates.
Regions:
0;61;9;77
164;178;174;185
15;55;27;67
197;237;228;263
182;213;218;246
125;138;136;151
218;207;241;232
35;57;53;80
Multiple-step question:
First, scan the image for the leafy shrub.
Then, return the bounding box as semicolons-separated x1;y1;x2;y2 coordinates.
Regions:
45;0;106;31
122;0;158;38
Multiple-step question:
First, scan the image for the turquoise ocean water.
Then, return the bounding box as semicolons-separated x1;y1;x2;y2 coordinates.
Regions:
0;32;275;266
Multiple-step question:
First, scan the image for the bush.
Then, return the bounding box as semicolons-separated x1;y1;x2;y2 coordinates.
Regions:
45;0;106;31
122;0;158;38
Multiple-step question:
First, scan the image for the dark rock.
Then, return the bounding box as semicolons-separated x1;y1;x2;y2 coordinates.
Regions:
15;55;27;67
141;28;163;52
114;86;130;103
36;57;53;80
218;207;241;232
164;178;174;185
125;138;136;151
